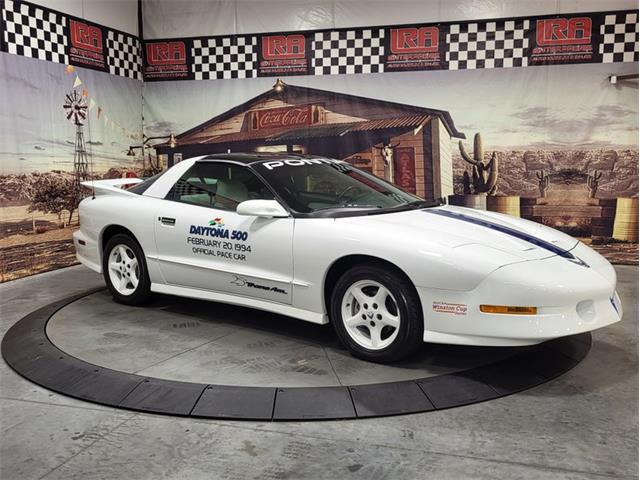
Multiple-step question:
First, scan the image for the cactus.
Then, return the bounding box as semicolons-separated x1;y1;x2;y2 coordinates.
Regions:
462;171;472;194
536;170;550;198
459;133;498;195
587;170;602;198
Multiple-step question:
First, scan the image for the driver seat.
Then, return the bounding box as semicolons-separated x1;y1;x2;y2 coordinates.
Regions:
215;179;249;208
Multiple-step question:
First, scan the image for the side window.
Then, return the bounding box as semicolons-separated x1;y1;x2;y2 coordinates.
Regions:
170;162;274;210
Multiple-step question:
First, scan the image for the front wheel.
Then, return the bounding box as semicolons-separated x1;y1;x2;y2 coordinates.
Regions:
102;233;152;305
330;264;424;363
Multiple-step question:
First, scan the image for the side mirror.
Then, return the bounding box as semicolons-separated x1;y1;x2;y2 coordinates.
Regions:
236;199;289;218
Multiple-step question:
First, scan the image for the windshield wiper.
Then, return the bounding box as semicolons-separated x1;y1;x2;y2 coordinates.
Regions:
405;200;439;209
313;204;382;212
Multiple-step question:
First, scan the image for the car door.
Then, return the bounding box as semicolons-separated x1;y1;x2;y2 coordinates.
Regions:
154;160;294;304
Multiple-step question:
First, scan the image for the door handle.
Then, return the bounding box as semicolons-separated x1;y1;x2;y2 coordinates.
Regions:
159;216;176;226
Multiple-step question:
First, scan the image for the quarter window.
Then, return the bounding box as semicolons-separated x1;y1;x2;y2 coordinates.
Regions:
169;162;274;210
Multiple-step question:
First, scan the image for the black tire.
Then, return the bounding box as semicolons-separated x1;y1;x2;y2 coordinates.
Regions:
102;233;152;306
330;264;424;363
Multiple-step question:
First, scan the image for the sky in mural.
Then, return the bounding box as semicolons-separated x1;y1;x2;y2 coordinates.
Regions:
0;53;142;174
144;61;638;151
1;51;637;177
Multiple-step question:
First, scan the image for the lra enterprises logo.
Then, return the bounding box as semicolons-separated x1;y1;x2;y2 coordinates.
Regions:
536;17;592;46
531;16;594;64
258;34;309;76
69;19;105;69
262;34;306;60
70;20;102;53
390;27;439;53
386;26;441;71
147;41;187;65
145;40;189;80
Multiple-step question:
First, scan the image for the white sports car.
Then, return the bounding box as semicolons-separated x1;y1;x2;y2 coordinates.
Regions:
74;154;622;362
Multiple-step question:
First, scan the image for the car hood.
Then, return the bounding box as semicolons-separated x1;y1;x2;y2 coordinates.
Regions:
337;204;579;261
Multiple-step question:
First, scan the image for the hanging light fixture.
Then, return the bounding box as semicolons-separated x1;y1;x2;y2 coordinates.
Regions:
273;78;286;92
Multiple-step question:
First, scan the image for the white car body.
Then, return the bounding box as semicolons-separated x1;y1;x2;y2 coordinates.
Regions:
74;155;622;347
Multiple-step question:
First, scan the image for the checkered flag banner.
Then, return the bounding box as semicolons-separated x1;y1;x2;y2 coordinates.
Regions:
446;20;530;70
599;12;638;63
107;31;142;80
1;0;638;81
312;29;385;75
192;36;257;80
2;0;67;64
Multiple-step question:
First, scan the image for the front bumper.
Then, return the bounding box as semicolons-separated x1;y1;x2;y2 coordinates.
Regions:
419;243;622;346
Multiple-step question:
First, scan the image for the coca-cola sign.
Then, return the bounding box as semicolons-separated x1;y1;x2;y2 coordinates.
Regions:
250;105;318;130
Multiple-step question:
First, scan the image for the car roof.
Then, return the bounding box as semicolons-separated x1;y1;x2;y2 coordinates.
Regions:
198;152;326;165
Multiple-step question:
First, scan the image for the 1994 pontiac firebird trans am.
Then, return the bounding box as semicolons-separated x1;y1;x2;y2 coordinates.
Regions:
74;153;622;362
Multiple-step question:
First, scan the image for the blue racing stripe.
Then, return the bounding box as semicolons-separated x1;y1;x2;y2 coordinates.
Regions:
426;209;577;259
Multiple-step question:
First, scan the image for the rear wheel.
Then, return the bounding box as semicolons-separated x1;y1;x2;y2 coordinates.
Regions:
330;264;423;363
102;233;151;305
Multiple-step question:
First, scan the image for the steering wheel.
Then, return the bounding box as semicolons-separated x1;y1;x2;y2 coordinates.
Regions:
313;181;334;194
336;184;362;204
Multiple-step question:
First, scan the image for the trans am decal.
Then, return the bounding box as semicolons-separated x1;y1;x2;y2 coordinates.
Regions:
187;221;251;261
231;275;288;295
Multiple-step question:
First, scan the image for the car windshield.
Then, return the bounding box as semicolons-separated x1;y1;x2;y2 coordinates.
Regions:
254;158;428;214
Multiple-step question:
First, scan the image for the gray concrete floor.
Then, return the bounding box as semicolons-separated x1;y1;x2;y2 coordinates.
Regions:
1;265;638;480
46;290;518;387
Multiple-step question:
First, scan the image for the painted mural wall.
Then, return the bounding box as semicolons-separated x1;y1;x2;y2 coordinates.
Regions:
144;62;638;234
0;0;144;281
0;0;638;282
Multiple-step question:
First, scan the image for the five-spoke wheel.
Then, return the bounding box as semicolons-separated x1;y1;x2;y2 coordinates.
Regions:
341;280;400;350
102;233;151;305
331;264;424;363
107;244;140;296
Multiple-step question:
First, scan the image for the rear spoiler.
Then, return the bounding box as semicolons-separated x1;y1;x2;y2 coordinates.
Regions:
81;178;143;197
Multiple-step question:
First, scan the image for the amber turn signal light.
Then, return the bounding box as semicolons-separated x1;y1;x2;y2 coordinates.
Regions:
479;305;538;315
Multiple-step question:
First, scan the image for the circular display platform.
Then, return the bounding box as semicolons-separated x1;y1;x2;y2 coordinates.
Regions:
2;288;591;420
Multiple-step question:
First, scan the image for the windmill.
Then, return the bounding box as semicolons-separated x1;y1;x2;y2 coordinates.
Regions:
63;89;89;192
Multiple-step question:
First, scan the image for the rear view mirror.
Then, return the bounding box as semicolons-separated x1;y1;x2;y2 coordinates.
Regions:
236;200;289;218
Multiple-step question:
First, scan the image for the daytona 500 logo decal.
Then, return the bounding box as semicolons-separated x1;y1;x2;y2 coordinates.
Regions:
187;219;251;261
189;222;249;241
